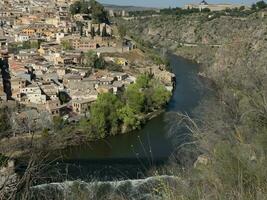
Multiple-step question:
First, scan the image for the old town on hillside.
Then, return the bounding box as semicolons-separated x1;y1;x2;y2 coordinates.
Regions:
0;0;174;127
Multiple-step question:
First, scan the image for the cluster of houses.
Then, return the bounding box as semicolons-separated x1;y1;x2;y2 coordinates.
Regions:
0;0;175;128
0;0;134;51
0;0;138;121
0;47;136;118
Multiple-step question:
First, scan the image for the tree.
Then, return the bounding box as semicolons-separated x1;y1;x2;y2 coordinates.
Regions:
76;21;84;36
251;1;267;10
90;93;122;137
61;40;73;50
102;24;107;37
70;1;82;15
256;0;267;9
96;24;101;36
80;0;90;14
70;0;109;23
84;50;96;68
94;55;105;69
59;91;70;104
136;74;151;88
118;105;141;132
239;6;245;11
91;26;96;38
90;0;109;23
202;8;211;13
20;41;38;49
118;25;127;52
118;25;126;39
84;50;105;69
150;82;171;109
124;84;145;113
251;3;257;10
0;107;11;136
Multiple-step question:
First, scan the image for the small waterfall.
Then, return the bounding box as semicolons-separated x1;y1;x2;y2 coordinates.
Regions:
30;176;182;200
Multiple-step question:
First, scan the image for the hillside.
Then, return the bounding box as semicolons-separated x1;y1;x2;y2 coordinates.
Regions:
114;9;267;200
117;11;267;67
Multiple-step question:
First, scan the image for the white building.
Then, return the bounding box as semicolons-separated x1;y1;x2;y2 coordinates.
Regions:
184;1;246;11
15;34;29;42
20;85;46;104
56;32;65;43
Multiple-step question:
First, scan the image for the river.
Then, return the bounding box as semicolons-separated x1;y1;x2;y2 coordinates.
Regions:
47;53;204;182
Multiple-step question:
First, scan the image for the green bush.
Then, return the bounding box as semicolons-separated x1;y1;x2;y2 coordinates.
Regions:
70;0;109;23
84;50;105;69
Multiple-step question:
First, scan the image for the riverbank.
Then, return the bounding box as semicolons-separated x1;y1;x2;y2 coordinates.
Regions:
1;50;207;199
0;56;174;160
0;105;168;159
5;52;205;199
4;55;203;181
36;54;202;182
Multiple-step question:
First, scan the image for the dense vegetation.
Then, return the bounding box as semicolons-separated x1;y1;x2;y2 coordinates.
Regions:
83;50;122;71
70;0;109;23
6;74;170;145
8;41;39;53
61;40;73;50
79;74;171;138
83;50;105;69
252;0;267;10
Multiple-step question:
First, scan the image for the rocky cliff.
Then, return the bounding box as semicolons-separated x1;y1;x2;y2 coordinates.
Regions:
118;12;267;71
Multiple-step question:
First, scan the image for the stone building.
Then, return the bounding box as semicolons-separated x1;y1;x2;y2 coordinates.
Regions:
184;1;246;11
19;84;46;104
72;98;96;115
10;77;27;100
